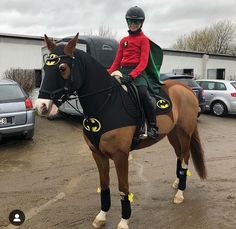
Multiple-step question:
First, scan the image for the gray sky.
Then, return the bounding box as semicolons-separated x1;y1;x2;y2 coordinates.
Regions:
0;0;236;48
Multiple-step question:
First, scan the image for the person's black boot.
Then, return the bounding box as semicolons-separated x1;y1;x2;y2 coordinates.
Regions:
136;86;159;140
147;123;159;140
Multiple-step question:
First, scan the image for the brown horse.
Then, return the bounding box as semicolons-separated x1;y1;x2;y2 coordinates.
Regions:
35;33;206;229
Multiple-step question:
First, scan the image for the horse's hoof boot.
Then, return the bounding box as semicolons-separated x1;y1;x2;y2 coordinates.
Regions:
174;190;184;204
92;219;105;228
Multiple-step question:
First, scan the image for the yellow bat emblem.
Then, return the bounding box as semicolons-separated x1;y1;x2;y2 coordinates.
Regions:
45;54;60;66
83;118;101;132
157;99;170;109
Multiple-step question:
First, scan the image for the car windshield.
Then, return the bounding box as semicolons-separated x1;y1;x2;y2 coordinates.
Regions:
175;78;199;87
0;84;25;102
231;82;236;89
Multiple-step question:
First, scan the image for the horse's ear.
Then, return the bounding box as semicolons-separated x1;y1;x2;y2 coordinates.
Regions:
44;34;56;51
64;33;79;56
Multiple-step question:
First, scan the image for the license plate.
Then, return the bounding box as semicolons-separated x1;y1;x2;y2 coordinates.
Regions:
0;117;7;125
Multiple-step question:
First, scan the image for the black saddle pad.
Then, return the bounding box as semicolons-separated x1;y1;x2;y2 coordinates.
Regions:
154;88;172;115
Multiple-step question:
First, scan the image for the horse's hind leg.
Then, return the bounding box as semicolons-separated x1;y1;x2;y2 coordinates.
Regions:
92;151;110;228
168;128;191;204
113;152;130;229
167;128;181;189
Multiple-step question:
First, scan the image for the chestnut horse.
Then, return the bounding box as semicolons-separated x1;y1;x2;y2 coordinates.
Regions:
36;33;206;229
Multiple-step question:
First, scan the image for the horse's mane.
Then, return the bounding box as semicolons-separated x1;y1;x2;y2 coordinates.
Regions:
71;47;113;96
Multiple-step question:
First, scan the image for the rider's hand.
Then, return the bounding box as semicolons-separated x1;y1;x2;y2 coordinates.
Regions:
120;75;133;85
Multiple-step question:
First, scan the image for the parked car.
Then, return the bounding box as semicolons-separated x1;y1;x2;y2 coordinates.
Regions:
0;79;35;141
196;79;236;116
160;74;206;116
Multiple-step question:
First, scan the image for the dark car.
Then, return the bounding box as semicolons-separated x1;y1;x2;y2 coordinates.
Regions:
160;74;206;116
0;79;35;141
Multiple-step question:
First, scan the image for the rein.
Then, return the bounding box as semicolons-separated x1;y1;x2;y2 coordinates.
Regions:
78;80;115;117
64;81;115;117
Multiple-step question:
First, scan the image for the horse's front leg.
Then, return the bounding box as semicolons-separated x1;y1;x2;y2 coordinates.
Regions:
92;151;110;228
113;152;130;229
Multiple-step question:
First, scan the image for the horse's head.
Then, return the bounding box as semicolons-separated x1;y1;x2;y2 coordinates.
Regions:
36;33;81;116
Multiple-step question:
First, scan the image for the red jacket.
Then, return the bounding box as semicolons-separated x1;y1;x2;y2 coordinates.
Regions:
108;32;150;78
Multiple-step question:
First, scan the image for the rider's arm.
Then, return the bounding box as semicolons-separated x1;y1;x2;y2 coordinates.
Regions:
108;39;124;74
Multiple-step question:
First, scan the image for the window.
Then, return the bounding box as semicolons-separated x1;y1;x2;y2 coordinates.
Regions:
215;82;226;90
0;85;24;102
207;82;216;90
207;69;225;79
231;82;236;89
172;69;194;75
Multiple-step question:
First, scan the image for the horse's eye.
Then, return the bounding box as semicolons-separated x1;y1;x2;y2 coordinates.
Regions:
59;63;70;80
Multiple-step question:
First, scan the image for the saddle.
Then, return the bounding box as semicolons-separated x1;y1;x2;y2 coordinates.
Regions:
111;71;172;149
111;70;172;116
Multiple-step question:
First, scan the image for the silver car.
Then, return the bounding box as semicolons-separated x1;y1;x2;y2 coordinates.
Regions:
196;79;236;116
0;79;35;141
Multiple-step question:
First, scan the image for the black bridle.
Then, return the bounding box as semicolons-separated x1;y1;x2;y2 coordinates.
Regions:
40;54;76;106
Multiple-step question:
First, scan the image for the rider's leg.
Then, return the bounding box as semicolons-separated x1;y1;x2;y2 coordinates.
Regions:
137;85;158;140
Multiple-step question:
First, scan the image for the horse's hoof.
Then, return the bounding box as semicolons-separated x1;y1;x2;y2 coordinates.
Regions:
172;178;179;189
92;219;105;228
117;219;129;229
92;211;106;228
173;190;184;204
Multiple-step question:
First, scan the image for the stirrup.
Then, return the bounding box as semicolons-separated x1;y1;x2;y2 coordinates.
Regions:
147;126;159;140
139;124;147;139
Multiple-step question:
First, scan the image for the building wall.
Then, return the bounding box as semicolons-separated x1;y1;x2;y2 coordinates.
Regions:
162;52;203;78
0;36;44;78
162;51;236;80
206;56;236;80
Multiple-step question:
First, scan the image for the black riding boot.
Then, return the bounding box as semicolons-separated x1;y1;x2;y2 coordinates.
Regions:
137;86;159;140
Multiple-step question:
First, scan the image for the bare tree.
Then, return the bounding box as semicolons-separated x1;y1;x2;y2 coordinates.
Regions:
87;24;117;39
172;20;235;55
3;68;35;94
212;20;235;54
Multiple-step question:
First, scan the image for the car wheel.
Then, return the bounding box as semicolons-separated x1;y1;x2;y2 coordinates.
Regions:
23;129;34;140
211;101;227;117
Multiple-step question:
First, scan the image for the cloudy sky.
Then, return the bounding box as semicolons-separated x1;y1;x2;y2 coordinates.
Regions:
0;0;236;48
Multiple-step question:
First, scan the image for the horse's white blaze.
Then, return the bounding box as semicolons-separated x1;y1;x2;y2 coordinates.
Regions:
92;210;106;228
174;189;184;204
117;218;129;229
35;99;58;116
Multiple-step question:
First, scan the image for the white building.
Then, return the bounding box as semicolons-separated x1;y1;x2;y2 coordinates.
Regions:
162;49;236;80
0;33;236;83
0;33;44;83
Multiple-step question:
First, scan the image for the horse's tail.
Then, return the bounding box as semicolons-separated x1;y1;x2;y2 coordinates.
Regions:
190;126;207;179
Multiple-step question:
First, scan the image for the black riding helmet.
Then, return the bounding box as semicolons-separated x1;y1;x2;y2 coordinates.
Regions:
125;6;145;21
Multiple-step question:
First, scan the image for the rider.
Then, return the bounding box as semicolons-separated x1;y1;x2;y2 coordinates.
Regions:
108;6;159;140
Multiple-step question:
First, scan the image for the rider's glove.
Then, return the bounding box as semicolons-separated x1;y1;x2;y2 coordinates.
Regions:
120;75;133;85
